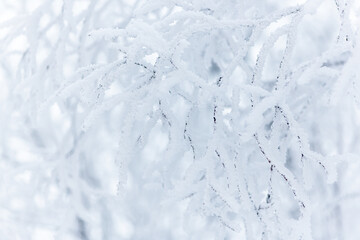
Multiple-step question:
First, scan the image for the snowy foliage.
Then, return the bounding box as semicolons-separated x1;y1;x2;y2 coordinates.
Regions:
1;0;360;239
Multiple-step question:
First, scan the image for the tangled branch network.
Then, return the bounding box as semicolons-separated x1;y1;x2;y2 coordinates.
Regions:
1;0;360;239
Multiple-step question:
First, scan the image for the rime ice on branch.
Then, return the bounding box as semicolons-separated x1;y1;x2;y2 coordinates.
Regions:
0;0;360;239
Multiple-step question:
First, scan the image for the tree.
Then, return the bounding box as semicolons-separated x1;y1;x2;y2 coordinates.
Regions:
1;0;360;239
